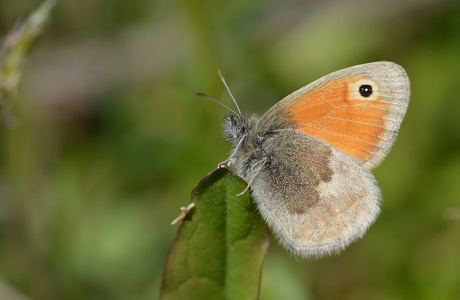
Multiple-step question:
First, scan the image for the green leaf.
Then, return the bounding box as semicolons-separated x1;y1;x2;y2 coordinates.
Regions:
160;166;269;300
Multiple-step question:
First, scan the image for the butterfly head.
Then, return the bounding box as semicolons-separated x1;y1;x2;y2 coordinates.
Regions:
223;113;245;142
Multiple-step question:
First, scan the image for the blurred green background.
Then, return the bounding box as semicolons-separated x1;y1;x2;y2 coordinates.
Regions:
1;0;460;299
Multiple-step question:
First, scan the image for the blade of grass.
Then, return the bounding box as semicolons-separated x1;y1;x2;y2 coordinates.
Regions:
0;0;55;127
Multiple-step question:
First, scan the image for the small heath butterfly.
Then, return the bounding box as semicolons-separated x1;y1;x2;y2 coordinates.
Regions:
199;62;410;258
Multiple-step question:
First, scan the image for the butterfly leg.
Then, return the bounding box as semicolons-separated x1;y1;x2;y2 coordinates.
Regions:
237;157;267;197
218;133;248;167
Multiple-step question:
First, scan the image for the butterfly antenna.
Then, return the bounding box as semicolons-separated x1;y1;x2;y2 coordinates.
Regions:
195;93;239;116
218;70;242;116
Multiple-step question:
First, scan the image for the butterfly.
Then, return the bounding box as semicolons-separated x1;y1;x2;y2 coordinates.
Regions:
200;62;410;258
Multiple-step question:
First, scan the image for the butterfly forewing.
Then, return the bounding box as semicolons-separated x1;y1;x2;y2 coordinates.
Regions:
260;62;410;169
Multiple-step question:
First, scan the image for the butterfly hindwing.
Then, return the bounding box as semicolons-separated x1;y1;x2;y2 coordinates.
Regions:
251;130;381;257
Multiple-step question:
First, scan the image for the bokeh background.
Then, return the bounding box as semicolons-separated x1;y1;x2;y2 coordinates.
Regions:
1;0;460;299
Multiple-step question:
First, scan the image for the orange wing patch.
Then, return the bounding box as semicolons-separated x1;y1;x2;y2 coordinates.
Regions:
288;76;392;162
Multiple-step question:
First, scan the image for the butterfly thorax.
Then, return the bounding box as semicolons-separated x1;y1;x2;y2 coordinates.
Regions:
222;113;272;180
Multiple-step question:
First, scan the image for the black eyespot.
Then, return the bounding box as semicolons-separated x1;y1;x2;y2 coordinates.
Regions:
359;84;373;97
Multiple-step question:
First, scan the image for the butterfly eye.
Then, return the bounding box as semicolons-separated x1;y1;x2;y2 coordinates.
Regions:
234;123;244;135
359;84;373;97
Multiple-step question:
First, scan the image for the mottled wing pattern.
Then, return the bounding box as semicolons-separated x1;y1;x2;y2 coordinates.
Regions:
253;131;381;257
